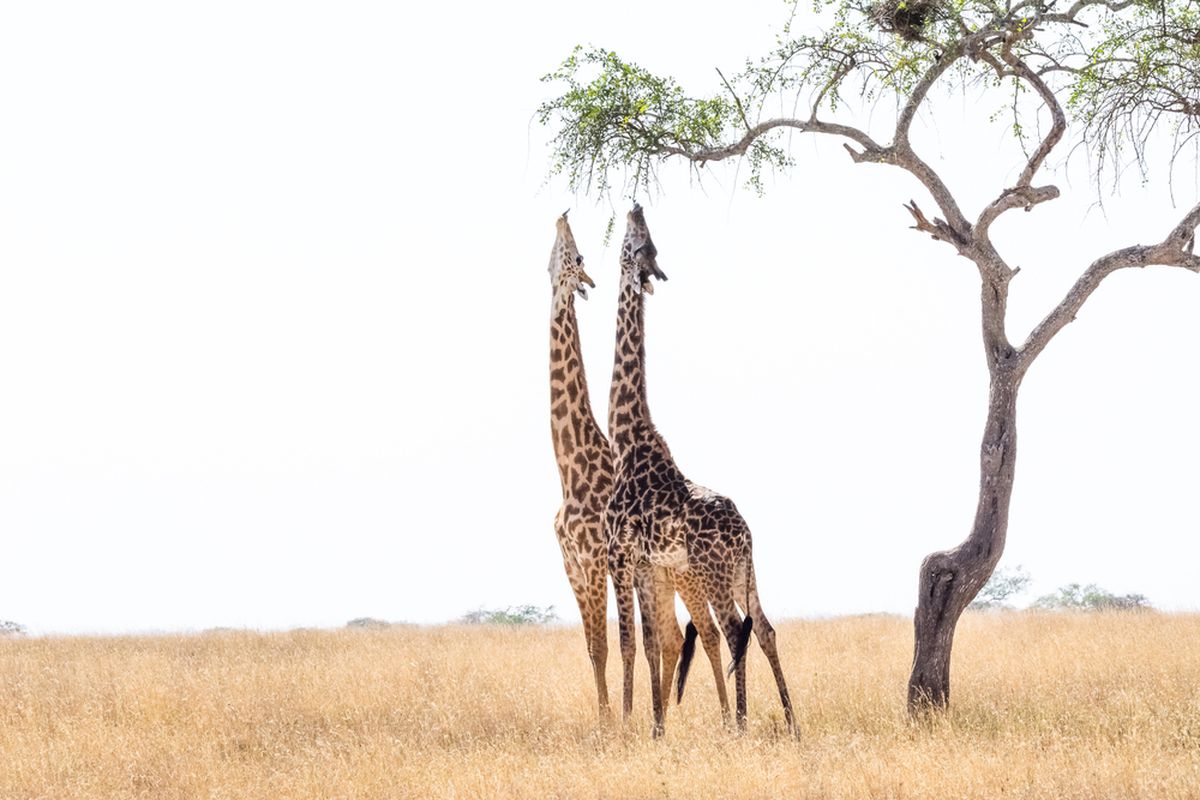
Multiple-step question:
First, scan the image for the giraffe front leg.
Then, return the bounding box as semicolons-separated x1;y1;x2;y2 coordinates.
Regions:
610;555;637;723
584;563;611;721
635;561;665;738
557;523;610;723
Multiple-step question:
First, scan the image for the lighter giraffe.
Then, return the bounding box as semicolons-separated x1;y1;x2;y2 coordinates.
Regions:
605;204;795;737
547;212;612;717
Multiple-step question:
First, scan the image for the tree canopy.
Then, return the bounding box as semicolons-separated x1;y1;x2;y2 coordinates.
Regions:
539;0;1200;198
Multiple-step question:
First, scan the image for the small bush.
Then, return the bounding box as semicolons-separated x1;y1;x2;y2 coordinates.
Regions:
1032;583;1151;611
460;605;557;626
970;565;1032;611
346;617;395;629
0;620;27;637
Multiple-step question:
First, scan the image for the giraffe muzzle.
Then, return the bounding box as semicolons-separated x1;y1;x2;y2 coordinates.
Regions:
576;270;595;300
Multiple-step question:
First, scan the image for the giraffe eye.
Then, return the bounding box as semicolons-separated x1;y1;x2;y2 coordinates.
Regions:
576;255;583;265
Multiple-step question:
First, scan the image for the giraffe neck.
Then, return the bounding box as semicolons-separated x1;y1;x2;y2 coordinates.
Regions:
608;282;651;459
549;295;600;489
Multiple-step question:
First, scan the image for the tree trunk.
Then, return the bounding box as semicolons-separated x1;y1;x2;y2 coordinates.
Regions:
908;369;1020;711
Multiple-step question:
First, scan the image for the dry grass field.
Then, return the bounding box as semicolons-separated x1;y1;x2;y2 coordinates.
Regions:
2;612;1199;799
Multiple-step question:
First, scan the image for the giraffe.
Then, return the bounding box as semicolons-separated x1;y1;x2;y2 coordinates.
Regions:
547;211;729;724
547;211;613;718
605;204;795;737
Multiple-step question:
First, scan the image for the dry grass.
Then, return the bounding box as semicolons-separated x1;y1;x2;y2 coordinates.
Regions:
2;613;1199;799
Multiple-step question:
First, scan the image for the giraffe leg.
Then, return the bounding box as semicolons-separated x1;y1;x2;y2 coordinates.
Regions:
746;563;796;737
654;568;683;714
557;519;609;721
635;562;665;738
714;591;749;732
610;557;638;723
583;563;611;720
677;580;730;722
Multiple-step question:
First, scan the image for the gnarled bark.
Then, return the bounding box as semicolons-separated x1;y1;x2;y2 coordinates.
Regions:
909;372;1019;709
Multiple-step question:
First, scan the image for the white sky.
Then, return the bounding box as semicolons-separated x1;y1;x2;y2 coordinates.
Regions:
1;1;1197;635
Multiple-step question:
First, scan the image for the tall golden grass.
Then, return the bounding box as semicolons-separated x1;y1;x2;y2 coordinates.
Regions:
2;612;1198;799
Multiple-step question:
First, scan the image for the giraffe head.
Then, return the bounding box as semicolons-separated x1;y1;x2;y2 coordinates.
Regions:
549;210;596;303
620;204;668;294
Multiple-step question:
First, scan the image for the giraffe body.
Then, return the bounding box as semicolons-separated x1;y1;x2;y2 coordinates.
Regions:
605;205;795;737
547;213;613;717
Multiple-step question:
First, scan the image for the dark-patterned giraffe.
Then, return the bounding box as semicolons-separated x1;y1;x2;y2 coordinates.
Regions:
547;212;728;724
605;204;795;737
547;212;613;718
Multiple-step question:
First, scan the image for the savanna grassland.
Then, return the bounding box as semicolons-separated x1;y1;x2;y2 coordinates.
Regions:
2;613;1199;799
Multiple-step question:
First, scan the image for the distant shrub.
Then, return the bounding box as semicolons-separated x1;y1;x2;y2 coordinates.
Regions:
460;605;557;625
346;617;395;629
969;565;1032;611
0;620;27;637
1032;583;1151;611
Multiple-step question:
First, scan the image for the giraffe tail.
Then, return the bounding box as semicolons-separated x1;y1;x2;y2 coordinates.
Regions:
675;620;698;704
726;616;753;677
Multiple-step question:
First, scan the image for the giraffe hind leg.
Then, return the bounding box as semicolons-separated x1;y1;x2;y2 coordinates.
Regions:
675;583;730;720
584;565;610;719
714;592;749;731
747;565;797;736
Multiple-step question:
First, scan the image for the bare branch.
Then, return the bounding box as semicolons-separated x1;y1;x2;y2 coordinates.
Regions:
895;151;975;244
1166;203;1200;250
904;199;970;250
1041;0;1139;25
976;185;1061;242
1019;201;1200;367
969;51;1067;258
1002;54;1066;188
895;42;965;147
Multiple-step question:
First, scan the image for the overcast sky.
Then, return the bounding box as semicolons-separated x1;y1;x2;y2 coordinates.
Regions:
1;1;1197;635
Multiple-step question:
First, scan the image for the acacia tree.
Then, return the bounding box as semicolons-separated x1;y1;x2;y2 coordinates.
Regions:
539;0;1200;711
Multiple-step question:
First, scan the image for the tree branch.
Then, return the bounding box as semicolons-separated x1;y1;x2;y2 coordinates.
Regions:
716;67;751;132
895;41;966;147
1004;53;1066;188
976;185;1061;243
905;199;970;250
1040;0;1140;25
974;55;1066;247
658;117;885;164
1018;201;1200;367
